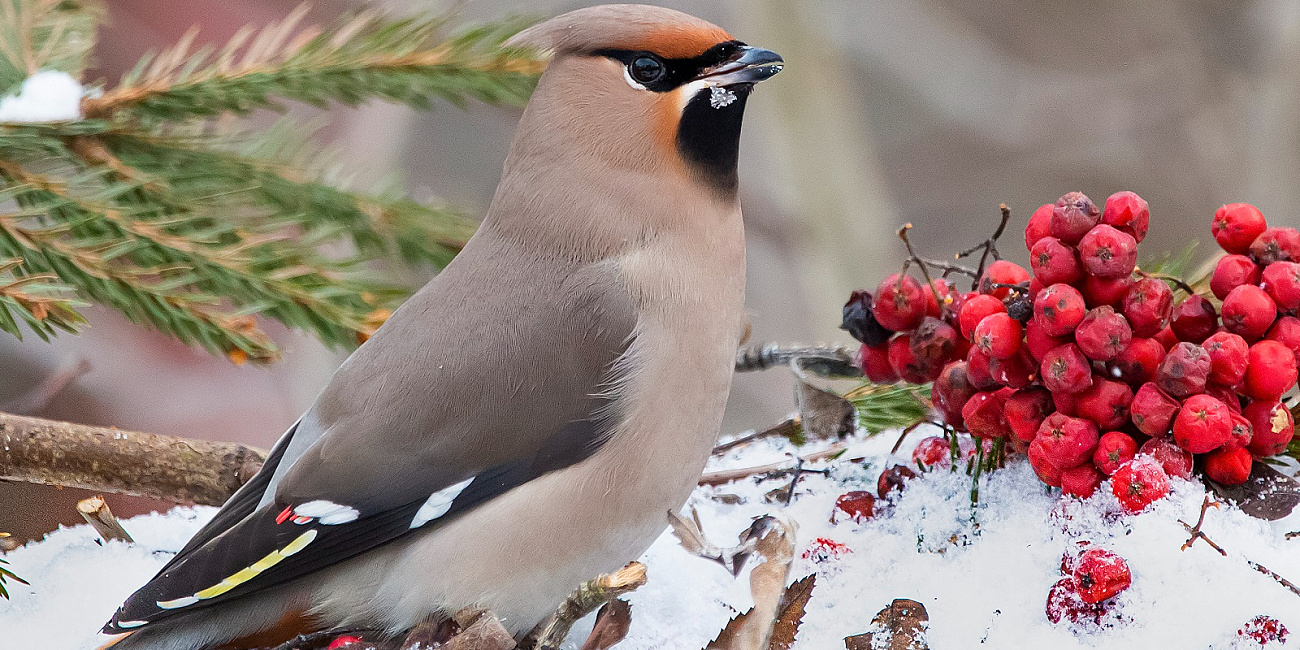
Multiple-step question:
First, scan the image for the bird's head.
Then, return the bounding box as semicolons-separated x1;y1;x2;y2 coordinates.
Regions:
504;4;782;201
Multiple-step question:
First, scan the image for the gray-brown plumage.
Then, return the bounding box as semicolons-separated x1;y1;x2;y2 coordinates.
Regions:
100;5;781;649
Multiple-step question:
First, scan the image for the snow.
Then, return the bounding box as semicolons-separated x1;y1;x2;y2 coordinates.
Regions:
3;429;1299;649
0;70;84;123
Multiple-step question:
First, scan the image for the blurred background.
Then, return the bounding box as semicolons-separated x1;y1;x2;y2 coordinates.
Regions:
4;0;1298;540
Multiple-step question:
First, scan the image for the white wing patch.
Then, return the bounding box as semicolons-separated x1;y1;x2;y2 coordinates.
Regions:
410;478;475;529
292;500;360;525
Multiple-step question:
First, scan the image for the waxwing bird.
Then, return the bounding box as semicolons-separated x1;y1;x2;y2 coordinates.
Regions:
102;5;781;649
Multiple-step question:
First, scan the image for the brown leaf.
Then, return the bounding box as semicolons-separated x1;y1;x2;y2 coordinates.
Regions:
580;599;632;650
443;610;516;650
768;575;816;650
1206;462;1300;521
703;514;799;650
844;599;929;650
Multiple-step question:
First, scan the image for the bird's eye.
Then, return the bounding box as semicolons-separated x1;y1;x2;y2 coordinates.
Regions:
629;56;666;84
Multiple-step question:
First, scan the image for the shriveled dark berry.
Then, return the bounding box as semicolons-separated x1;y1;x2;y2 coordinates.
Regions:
841;290;893;347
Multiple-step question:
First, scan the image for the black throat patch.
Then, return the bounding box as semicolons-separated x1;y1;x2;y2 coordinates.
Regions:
677;83;751;197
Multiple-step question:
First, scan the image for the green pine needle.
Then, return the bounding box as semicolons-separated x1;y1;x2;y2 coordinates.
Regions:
847;383;932;435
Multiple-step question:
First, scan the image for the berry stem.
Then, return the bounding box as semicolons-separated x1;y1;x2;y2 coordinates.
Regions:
956;204;1012;284
1144;271;1197;297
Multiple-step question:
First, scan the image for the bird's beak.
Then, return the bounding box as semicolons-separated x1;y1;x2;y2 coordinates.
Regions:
699;45;784;87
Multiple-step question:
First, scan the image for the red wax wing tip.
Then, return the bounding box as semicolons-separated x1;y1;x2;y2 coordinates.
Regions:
327;635;364;649
276;506;293;525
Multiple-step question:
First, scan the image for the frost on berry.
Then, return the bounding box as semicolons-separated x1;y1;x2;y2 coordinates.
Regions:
841;290;893;346
1075;306;1133;361
1261;260;1300;311
1236;615;1290;646
873;273;927;331
1122;277;1173;337
1201;331;1250;387
1205;445;1253;485
1172;394;1234;454
1078;224;1138;279
1212;203;1267;255
856;343;899;384
912;435;953;469
1110;456;1171;513
1244;340;1298;401
1169;295;1218;344
1045;577;1120;629
1034;283;1088;337
1093;431;1137;476
1243;399;1295;458
1210;254;1262;301
1155;342;1211;398
1031;236;1084;286
1102;191;1150;242
1138;438;1194;480
1071;548;1132;603
1108;337;1165;386
959;293;1007;340
1041;343;1094;394
1250;226;1300;265
1221;285;1278;342
1051;191;1101;245
877;464;917;498
802;537;853;564
1036;413;1100;469
1074;378;1133;431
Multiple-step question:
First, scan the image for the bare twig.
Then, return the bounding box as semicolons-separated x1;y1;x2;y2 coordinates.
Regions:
1179;496;1300;598
713;419;800;455
1145;272;1198;296
522;562;648;650
2;358;89;415
76;495;133;543
698;443;847;487
0;410;266;505
956;204;1012;283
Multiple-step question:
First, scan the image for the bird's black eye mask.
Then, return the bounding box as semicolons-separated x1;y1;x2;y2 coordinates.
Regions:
593;40;745;92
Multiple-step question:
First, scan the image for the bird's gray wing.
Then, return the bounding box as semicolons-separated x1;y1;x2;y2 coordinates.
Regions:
105;244;637;632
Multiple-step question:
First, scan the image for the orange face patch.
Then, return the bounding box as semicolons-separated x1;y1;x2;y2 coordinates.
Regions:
618;25;734;59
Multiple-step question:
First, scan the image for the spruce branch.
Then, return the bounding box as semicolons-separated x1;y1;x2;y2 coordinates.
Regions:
0;0;100;93
0;256;83;339
81;6;544;121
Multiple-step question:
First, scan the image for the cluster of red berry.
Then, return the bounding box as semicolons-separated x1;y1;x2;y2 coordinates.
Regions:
1046;542;1130;628
843;191;1299;504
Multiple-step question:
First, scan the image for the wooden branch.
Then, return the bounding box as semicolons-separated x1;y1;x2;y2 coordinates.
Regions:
522;562;648;650
77;495;133;543
698;444;847;487
0;411;266;506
